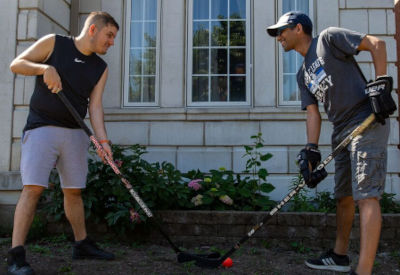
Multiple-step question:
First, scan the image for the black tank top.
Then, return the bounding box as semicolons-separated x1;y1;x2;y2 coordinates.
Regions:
24;35;107;132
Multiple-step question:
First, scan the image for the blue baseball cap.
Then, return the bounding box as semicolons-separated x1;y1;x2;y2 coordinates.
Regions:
266;11;312;37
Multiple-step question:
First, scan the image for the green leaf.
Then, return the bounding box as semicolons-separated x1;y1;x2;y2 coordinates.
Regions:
259;183;275;193
258;168;269;180
260;153;273;161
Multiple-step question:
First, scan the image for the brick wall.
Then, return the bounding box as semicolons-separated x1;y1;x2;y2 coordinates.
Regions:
47;210;400;251
150;211;400;250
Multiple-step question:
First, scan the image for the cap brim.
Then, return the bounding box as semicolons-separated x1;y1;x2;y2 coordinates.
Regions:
266;22;290;37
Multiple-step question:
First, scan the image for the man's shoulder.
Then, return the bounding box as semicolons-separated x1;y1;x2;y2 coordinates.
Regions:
91;53;107;68
319;26;362;39
54;34;73;41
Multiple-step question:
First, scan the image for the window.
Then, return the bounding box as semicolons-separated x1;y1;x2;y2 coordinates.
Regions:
187;0;251;106
278;0;313;105
124;0;160;106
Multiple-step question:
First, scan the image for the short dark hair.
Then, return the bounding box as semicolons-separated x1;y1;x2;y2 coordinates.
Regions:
86;11;119;31
300;22;312;36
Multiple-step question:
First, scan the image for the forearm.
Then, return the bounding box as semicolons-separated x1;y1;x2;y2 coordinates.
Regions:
89;107;108;141
306;106;321;145
370;40;387;77
10;59;50;76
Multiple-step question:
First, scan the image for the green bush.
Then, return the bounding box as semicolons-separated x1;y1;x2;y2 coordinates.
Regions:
42;133;275;234
287;173;400;214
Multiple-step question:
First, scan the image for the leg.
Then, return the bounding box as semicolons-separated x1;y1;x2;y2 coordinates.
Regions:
57;129;114;260
350;122;389;275
62;188;87;241
334;195;355;255
57;129;89;241
356;197;381;275
12;185;45;247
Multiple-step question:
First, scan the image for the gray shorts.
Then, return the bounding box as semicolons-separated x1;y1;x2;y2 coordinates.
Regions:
21;126;90;189
332;119;390;201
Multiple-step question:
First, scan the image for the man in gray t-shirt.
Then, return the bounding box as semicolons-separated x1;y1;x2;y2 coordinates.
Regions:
267;11;391;275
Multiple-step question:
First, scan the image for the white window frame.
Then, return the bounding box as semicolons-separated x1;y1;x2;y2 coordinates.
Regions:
277;0;314;106
123;0;161;107
186;0;252;107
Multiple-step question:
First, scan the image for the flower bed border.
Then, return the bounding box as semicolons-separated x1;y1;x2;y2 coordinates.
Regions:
45;210;400;251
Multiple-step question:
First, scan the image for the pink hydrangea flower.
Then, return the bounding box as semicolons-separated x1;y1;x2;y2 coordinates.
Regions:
188;179;202;191
129;209;141;223
219;195;233;205
115;160;123;168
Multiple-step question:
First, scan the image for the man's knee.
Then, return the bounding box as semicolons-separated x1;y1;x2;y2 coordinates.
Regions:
357;197;379;208
21;185;45;199
62;188;83;198
337;196;354;207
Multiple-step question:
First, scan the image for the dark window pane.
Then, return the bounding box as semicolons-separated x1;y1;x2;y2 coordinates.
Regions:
211;49;227;74
193;21;209;46
143;49;156;75
131;22;143;47
144;22;156;47
129;77;142;102
193;49;209;74
132;0;144;20
129;49;142;75
211;0;228;19
230;0;246;19
192;76;209;102
211;21;227;46
229;76;246;101
193;0;209;19
229;49;245;74
211;76;227;101
144;0;157;20
229;21;245;46
143;76;155;102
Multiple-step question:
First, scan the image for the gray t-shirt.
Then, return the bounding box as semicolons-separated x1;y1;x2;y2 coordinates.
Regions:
297;27;372;130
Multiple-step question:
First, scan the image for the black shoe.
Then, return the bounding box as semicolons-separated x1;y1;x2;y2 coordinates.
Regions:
72;237;115;260
349;270;358;275
305;248;351;272
7;246;35;275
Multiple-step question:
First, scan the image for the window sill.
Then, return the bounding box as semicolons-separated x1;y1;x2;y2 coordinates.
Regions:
103;106;328;121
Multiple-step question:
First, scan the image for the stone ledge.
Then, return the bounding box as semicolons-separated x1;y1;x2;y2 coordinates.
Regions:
40;210;400;251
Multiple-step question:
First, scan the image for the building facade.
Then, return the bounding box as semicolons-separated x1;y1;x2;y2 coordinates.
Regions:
0;0;399;225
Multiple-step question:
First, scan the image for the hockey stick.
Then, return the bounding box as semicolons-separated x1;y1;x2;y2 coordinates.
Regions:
178;113;376;268
56;91;219;262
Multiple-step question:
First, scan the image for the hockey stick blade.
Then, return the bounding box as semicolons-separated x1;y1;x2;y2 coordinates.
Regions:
177;252;223;268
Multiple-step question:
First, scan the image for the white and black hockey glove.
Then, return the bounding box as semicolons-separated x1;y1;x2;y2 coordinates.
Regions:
297;143;327;188
365;75;396;125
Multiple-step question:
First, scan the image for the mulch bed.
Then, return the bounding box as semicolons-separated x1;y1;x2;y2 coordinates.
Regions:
1;236;399;274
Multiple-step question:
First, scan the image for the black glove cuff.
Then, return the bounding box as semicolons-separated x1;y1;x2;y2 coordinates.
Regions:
306;143;318;149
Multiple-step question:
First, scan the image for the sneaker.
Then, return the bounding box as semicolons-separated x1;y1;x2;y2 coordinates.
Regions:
7;246;35;275
72;237;115;260
305;249;351;272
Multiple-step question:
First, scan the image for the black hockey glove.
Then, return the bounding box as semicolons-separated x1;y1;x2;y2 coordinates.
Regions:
297;144;327;188
365;75;396;125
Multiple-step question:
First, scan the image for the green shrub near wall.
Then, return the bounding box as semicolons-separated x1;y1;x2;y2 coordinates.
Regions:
39;133;400;236
41;134;277;234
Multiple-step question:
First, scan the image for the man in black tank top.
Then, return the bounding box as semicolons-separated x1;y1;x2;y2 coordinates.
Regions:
8;12;119;275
